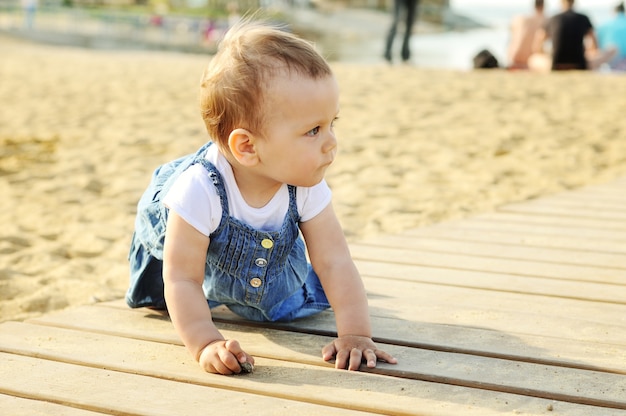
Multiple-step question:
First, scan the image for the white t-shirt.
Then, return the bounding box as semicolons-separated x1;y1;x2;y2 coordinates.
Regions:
163;145;332;236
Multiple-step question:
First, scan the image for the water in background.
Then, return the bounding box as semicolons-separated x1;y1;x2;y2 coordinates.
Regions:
364;3;615;70
0;1;616;71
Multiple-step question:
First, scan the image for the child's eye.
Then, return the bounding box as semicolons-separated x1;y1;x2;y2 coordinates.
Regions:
306;126;320;137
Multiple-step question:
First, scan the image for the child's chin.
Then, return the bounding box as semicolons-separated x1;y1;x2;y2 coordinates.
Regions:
290;177;324;188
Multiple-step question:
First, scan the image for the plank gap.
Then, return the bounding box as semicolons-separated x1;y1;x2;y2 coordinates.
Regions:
393;374;626;411
353;241;626;272
392;233;626;256
468;217;626;235
497;208;626;223
0;386;138;416
209;316;626;377
361;273;626;306
4;322;626;412
352;254;626;287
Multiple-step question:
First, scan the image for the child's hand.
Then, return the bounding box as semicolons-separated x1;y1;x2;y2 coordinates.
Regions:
322;335;398;371
198;339;255;375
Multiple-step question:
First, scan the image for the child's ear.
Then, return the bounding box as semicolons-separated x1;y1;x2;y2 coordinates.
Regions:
228;128;259;166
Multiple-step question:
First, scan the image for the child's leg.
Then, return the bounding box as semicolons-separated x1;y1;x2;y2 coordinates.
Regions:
126;234;166;309
528;53;552;72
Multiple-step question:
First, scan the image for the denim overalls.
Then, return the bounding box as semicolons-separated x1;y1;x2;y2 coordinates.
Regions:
126;142;330;322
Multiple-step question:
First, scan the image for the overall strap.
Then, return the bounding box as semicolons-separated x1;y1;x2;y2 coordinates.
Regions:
286;185;301;223
194;156;231;238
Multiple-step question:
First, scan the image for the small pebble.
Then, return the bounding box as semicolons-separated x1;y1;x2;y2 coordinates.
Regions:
240;361;254;374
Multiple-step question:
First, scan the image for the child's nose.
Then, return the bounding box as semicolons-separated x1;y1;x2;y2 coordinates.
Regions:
323;132;337;153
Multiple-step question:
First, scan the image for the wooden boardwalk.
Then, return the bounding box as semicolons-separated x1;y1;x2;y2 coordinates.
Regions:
2;177;626;415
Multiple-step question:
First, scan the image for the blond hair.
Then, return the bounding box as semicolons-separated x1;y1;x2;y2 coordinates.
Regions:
199;19;333;149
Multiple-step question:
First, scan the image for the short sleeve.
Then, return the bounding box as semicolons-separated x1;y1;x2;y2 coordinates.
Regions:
162;163;222;236
296;179;332;223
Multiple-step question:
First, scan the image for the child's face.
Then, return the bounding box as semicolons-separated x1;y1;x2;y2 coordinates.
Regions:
253;72;339;188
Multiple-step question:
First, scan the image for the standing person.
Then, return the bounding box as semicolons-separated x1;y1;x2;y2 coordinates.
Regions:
530;0;615;71
383;0;419;63
597;2;626;70
507;0;546;69
21;0;37;30
127;19;397;375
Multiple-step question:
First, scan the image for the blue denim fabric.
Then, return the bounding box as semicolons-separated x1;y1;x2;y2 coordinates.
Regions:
126;142;330;322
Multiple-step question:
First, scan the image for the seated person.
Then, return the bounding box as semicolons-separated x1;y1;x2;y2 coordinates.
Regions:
508;0;546;69
528;0;616;72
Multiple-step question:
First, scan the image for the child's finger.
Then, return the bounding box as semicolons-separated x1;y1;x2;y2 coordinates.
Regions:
220;340;245;373
363;349;378;368
321;341;338;362
347;348;363;371
334;348;351;369
225;339;243;355
224;339;256;373
212;359;236;375
225;339;249;363
375;349;398;364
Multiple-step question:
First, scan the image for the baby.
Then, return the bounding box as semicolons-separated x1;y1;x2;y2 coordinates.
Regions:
127;19;397;375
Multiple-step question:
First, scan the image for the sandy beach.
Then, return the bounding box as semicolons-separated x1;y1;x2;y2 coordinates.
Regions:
1;34;626;323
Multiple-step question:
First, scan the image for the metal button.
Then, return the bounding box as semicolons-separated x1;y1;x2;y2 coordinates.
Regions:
250;277;262;288
261;239;274;249
255;258;268;267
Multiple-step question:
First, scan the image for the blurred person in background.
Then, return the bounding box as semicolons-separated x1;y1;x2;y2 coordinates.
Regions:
21;0;37;30
383;0;420;63
597;2;626;70
507;0;546;69
529;0;615;71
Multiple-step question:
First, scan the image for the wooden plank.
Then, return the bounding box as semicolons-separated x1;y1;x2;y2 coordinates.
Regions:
462;212;626;233
574;181;626;197
0;393;104;416
3;343;615;416
544;182;626;200
360;277;626;340
354;260;626;304
65;294;626;351
498;202;626;221
0;323;401;415
32;300;626;378
3;176;625;415
400;225;626;254
545;190;626;205
364;276;626;324
526;194;626;211
571;178;626;191
359;234;626;269
414;213;626;240
0;321;558;415
102;300;626;374
349;243;626;284
4;320;626;413
0;352;370;416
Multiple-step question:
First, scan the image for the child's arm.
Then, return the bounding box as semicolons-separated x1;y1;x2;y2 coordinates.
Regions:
163;211;254;374
299;203;397;370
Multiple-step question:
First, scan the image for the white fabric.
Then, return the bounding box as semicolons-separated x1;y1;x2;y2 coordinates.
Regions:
163;145;332;236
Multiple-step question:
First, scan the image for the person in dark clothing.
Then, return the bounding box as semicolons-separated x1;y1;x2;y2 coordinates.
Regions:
531;0;615;71
383;0;419;63
547;0;593;69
